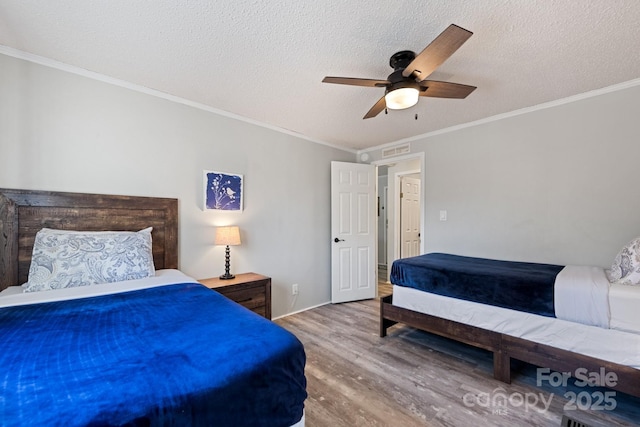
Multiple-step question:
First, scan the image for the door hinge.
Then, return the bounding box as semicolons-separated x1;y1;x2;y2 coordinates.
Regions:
400;192;403;198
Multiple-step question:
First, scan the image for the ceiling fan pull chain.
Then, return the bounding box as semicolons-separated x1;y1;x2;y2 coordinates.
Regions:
415;113;418;120
385;108;388;114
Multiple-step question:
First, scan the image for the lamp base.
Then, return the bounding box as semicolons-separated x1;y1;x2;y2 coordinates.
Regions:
220;245;235;280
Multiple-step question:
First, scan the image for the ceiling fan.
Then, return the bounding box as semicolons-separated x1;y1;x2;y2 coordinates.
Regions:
322;24;477;119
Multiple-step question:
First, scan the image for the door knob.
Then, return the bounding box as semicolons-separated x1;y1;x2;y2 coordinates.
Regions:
334;237;345;243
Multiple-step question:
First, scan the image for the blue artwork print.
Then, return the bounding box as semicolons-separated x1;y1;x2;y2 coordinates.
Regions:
204;171;243;211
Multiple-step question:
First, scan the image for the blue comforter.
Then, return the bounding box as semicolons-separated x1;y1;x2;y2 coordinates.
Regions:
391;253;565;317
0;283;306;427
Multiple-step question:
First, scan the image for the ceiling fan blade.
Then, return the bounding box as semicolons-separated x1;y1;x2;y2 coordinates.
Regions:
322;76;389;87
419;80;476;98
363;96;387;119
403;24;472;82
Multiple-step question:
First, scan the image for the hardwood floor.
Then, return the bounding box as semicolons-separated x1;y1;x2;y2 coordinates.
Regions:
276;298;640;427
378;280;393;297
377;265;392;297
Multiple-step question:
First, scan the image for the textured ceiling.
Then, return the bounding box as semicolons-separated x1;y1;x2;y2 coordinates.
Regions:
1;1;640;151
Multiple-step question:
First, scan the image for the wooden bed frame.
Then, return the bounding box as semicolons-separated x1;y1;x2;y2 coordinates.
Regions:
380;294;640;398
0;188;178;291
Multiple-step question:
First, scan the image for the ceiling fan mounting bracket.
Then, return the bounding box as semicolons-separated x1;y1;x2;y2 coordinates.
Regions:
389;50;416;71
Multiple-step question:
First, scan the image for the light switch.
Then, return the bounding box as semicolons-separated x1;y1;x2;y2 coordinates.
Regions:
439;210;447;221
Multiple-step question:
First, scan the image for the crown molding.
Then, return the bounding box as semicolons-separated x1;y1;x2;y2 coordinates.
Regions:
0;45;356;154
358;77;640;156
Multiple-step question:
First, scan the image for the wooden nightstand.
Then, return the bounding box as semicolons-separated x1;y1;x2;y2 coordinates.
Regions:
199;273;272;320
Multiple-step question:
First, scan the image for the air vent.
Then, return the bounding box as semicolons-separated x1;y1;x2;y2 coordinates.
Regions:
381;144;410;158
561;415;593;427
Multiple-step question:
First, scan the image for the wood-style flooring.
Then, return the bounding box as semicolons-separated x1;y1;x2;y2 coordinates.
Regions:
377;265;393;296
275;280;640;426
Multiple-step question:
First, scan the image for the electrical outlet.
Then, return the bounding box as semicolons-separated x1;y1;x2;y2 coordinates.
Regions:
292;284;299;296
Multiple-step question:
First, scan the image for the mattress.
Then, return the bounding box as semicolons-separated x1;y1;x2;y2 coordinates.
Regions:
391;253;634;331
0;269;194;307
392;284;640;369
0;270;307;427
553;265;610;328
609;282;640;335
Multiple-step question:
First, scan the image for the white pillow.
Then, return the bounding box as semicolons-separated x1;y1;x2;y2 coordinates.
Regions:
606;237;640;286
24;227;155;292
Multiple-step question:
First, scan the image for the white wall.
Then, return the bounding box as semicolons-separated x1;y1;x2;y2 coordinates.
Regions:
365;83;640;268
0;53;355;317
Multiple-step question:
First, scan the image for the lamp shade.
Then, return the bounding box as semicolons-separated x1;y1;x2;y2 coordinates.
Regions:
215;226;241;246
385;87;419;110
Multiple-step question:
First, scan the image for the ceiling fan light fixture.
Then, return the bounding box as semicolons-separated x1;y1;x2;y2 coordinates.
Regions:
385;87;419;110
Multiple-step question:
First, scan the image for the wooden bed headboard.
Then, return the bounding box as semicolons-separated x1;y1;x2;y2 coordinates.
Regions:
0;189;178;290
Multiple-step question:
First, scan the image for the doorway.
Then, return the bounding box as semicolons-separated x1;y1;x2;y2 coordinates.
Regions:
373;153;424;283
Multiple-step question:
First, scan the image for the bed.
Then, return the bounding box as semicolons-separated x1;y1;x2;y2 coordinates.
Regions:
380;252;640;398
0;188;307;427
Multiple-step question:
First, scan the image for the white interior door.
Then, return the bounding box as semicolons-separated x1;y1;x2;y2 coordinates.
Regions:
331;161;376;303
400;176;421;258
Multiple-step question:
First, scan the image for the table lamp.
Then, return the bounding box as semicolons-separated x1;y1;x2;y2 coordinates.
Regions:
215;226;241;280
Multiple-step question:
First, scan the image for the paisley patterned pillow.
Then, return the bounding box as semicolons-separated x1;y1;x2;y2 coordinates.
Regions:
606;237;640;286
24;227;155;292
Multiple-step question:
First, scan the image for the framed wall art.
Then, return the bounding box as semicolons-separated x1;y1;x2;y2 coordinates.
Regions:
203;170;243;212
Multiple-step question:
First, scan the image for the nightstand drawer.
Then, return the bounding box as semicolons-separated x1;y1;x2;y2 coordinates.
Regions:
216;285;265;310
198;273;272;319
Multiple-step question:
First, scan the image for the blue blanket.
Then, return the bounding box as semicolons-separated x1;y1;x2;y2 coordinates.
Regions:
0;283;306;427
391;253;564;317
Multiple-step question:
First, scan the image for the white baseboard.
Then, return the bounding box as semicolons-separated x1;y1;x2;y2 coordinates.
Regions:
273;301;331;320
